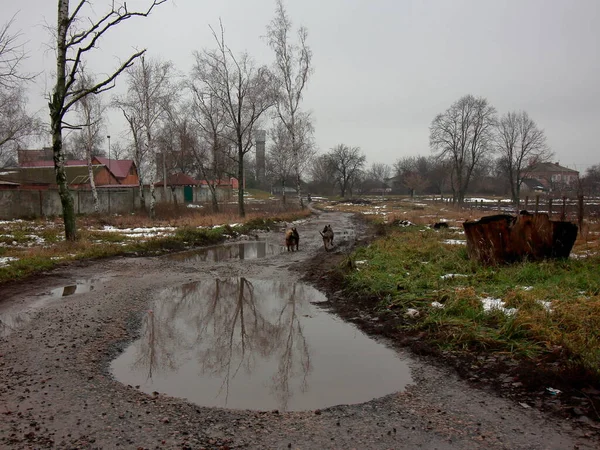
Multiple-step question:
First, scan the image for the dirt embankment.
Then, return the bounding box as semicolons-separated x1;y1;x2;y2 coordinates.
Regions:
0;210;598;449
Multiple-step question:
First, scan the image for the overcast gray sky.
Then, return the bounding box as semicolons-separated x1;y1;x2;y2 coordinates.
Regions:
7;0;600;171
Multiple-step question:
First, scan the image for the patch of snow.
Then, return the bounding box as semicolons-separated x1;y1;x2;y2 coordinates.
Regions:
186;204;203;209
440;273;468;280
431;301;445;309
404;308;420;318
536;300;553;312
480;297;517;316
355;260;367;265
442;239;466;245
0;256;18;266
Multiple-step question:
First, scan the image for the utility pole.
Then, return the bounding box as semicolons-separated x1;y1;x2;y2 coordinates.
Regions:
107;135;111;213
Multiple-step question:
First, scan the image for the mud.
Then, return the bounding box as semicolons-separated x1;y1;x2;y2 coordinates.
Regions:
0;210;598;449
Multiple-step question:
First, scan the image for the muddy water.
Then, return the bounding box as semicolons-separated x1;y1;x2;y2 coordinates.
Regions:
167;241;285;263
111;279;412;411
0;277;110;337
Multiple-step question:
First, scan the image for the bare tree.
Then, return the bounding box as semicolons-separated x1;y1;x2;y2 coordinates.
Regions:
365;162;391;196
189;82;233;212
326;144;366;198
114;56;177;218
49;0;166;240
429;95;496;205
72;68;105;212
307;154;335;195
495;111;551;206
121;107;147;210
267;121;296;203
193;22;276;217
267;0;313;208
0;16;41;167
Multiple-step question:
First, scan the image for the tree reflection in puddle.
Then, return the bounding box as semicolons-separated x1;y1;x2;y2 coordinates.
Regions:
111;279;412;411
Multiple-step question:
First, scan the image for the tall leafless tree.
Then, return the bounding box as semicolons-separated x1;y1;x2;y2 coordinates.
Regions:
193;22;276;217
49;0;166;240
429;95;496;205
0;16;41;167
120;107;147;210
114;56;177;218
72;67;105;212
267;0;313;208
326;144;366;198
365;162;391;196
495;111;551;206
189;82;233;212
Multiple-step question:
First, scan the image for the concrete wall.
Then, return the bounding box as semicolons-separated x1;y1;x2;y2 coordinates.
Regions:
0;185;233;219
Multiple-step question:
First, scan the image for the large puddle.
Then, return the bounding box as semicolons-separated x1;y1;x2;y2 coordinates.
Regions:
167;241;285;263
111;279;412;411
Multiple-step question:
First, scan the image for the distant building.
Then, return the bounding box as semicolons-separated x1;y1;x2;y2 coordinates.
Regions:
522;162;579;192
0;151;139;189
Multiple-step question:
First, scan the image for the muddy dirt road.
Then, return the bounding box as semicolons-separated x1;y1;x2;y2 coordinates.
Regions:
0;211;597;449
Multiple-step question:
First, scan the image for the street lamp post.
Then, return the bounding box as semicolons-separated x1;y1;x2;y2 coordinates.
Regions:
107;135;111;213
106;135;111;183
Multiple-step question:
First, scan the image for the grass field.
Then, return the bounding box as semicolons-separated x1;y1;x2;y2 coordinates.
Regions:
320;195;600;379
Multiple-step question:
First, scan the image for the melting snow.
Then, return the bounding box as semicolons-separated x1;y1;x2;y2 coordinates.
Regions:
0;257;18;266
480;297;517;316
442;239;466;245
440;273;468;280
431;301;445;309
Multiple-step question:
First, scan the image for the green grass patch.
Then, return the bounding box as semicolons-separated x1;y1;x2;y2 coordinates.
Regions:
344;224;600;376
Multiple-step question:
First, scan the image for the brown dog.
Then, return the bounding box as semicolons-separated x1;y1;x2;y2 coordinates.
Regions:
285;227;299;251
319;224;334;251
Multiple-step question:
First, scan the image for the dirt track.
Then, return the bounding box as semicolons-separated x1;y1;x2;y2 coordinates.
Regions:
0;210;598;449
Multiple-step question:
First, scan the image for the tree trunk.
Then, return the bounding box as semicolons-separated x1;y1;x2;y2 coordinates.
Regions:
50;0;77;241
237;148;245;217
282;178;286;204
209;183;219;213
87;156;99;213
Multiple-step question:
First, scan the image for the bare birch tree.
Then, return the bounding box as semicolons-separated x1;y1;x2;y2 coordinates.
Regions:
0;15;41;167
326;144;366;198
429;95;496;205
49;0;166;240
193;22;276;217
495;111;551;206
114;56;177;218
267;0;313;207
72;68;105;212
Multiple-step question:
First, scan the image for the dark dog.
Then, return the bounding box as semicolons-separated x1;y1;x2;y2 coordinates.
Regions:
319;224;334;251
285;227;299;251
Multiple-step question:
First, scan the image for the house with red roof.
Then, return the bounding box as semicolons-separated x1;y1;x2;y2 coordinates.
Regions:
2;150;140;189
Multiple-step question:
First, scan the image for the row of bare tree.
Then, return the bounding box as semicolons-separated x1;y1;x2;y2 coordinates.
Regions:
0;0;317;240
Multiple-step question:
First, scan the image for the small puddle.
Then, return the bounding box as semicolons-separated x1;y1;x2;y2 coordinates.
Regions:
111;279;412;411
167;241;285;263
0;277;110;338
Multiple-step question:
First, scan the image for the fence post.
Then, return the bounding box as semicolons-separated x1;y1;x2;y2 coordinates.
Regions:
578;195;584;235
497;199;501;212
548;198;553;218
561;196;566;221
77;190;80;215
108;189;111;215
525;196;529;209
534;195;540;214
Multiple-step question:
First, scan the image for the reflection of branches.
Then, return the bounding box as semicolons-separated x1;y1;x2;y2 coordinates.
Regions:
271;283;312;410
128;278;316;410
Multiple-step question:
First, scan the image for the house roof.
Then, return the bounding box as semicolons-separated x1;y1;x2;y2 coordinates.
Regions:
528;162;579;174
19;157;135;180
154;172;200;186
93;157;135;179
521;178;547;191
0;166;105;185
